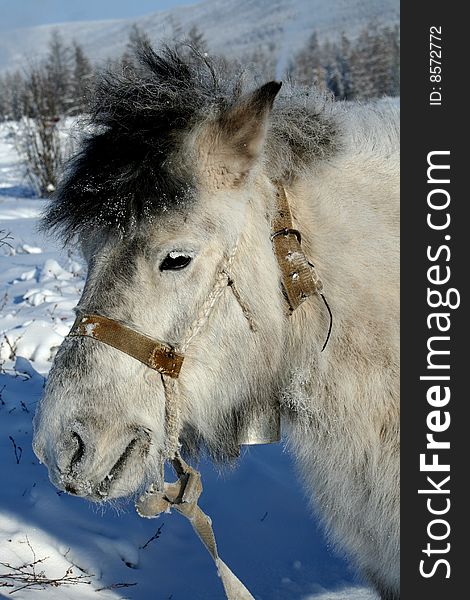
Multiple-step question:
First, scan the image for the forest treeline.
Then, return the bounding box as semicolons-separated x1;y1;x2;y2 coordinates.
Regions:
0;22;399;121
0;22;399;195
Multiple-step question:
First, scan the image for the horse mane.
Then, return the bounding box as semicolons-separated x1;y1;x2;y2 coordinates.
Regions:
43;44;337;241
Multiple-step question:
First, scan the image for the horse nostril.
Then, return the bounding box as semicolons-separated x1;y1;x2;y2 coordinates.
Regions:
69;431;85;472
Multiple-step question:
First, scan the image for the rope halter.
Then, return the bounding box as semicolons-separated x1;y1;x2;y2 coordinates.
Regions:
66;182;325;599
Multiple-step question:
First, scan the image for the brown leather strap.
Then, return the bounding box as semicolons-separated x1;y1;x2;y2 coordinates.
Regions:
68;313;184;378
272;184;320;312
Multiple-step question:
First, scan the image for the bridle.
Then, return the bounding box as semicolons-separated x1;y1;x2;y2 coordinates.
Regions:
68;182;322;454
67;182;324;599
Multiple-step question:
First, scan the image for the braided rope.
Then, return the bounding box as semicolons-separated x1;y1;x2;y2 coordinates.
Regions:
224;271;258;332
162;374;183;458
164;239;240;458
179;239;239;354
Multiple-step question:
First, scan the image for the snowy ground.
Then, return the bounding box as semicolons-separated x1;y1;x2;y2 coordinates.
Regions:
0;123;377;599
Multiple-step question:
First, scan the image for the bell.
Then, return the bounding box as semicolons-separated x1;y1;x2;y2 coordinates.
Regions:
237;401;281;446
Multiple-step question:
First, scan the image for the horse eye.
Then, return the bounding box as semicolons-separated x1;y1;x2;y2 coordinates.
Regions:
159;252;193;271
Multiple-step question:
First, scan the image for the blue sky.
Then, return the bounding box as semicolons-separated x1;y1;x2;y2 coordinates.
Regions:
0;0;197;31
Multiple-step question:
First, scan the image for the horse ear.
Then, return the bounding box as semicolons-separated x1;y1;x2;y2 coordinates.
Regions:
219;81;282;163
203;81;282;186
219;80;282;157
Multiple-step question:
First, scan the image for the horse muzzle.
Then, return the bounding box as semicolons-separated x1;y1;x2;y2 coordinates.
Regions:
33;421;154;501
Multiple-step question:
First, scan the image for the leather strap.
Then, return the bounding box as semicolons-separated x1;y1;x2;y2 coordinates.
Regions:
68;313;184;378
137;455;255;600
66;184;317;382
271;184;320;312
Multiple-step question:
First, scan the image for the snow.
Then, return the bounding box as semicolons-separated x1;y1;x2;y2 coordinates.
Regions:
85;323;97;336
169;250;193;259
0;122;376;598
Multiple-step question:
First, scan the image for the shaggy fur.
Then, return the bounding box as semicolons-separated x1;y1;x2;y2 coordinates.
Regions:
43;45;335;240
34;46;399;600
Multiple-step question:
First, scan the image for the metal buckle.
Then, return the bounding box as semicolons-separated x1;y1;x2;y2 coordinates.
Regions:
270;227;302;244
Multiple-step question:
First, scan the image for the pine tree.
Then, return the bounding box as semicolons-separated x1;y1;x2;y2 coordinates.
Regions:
0;75;6;121
338;33;353;99
388;25;400;96
45;30;73;115
348;22;401;99
70;41;94;115
349;31;365;99
292;23;399;99
369;24;392;97
294;31;322;86
326;62;345;99
0;71;25;120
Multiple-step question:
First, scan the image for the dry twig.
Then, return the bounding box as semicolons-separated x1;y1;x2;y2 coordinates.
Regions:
0;537;93;594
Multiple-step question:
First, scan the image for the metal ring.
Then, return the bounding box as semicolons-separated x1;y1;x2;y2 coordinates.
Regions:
270;228;302;244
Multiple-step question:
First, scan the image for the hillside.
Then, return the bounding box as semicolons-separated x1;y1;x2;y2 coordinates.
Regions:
0;0;399;73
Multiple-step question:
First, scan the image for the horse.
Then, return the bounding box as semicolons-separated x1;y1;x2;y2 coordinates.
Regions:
32;46;400;599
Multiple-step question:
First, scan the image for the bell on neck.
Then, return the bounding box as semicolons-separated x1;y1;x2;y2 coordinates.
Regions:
237;400;281;445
